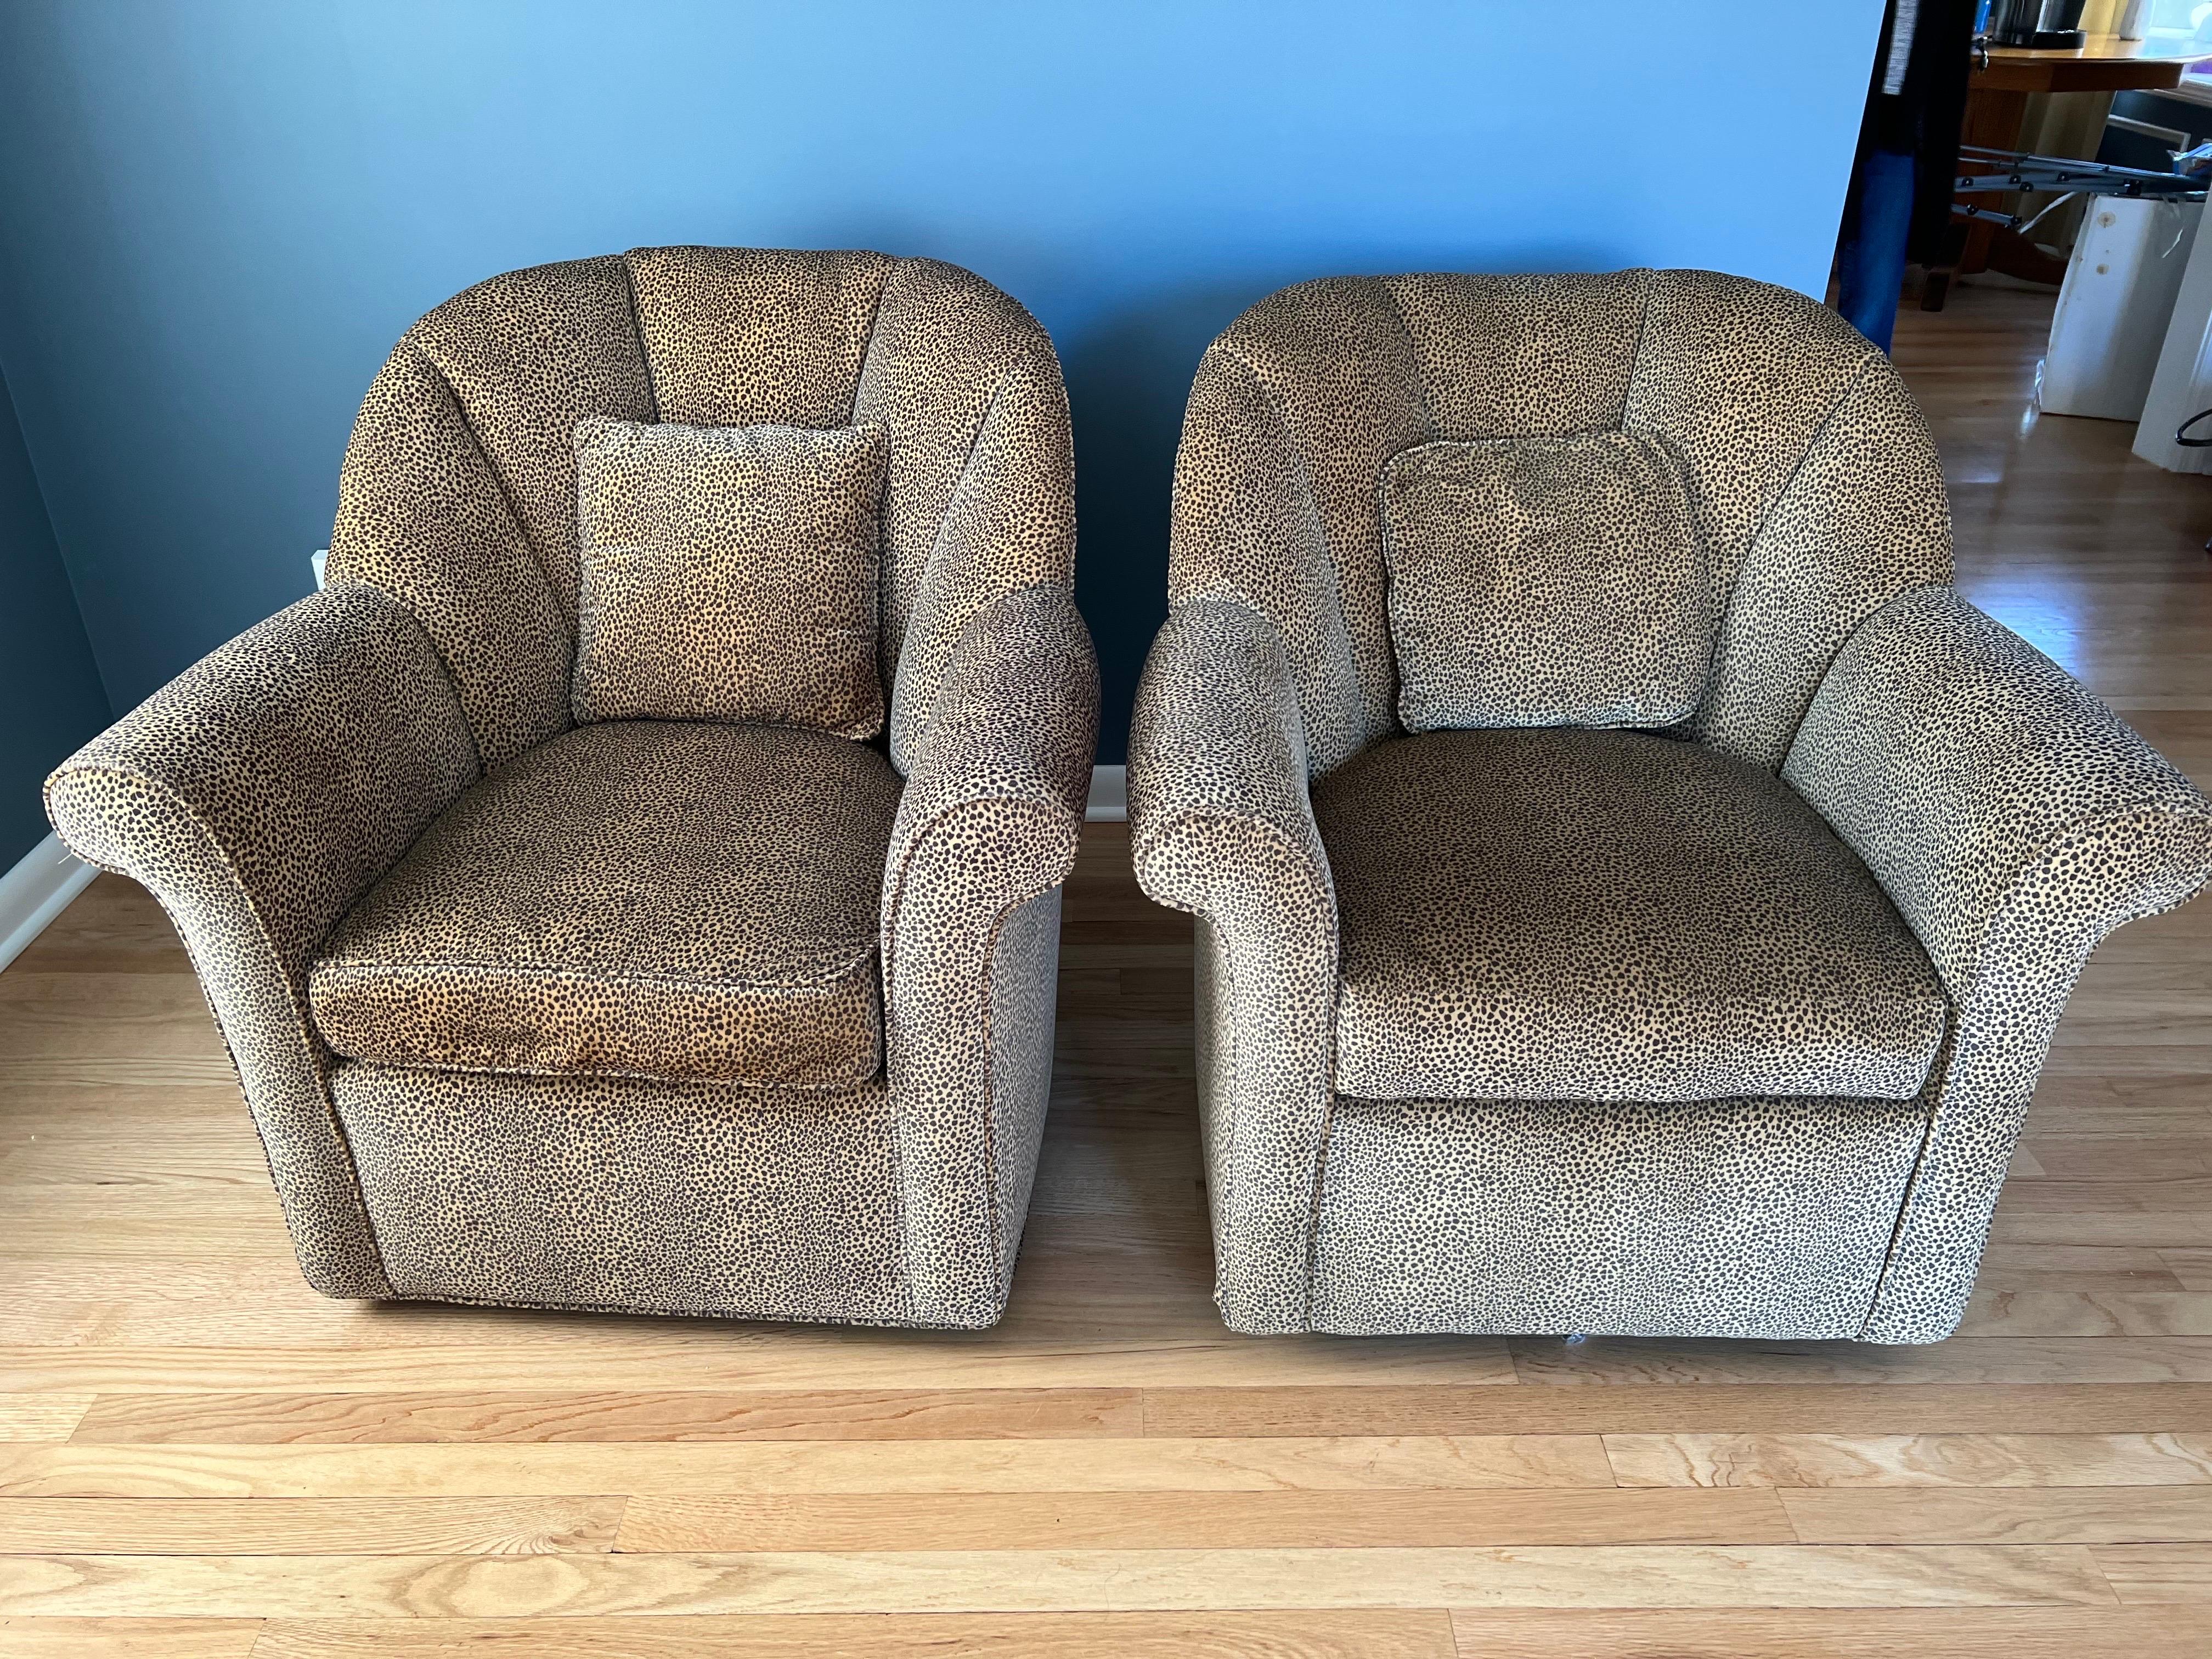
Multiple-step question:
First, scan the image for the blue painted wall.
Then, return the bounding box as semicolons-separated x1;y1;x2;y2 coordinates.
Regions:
0;366;110;867
0;0;1883;761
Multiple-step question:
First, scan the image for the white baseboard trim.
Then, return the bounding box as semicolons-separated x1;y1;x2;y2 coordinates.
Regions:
1086;763;1126;822
0;831;95;975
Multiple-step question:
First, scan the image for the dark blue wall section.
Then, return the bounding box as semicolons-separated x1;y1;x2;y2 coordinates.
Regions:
0;1;1883;761
0;366;111;866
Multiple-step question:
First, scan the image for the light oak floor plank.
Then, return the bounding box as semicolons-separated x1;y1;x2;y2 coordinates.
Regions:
615;1489;1796;1550
244;1611;1460;1659
0;1497;623;1555
1140;1383;2212;1437
0;1398;90;1443
1506;1336;2212;1385
0;1342;1524;1392
1973;1245;2186;1293
2090;1542;2212;1603
1781;1486;2212;1544
57;1383;2211;1444
0;1618;263;1658
69;1389;1144;1444
2161;1248;2212;1291
0;1546;2121;1616
1604;1432;2212;1488
1954;1292;2212;1337
0;1436;1618;1497
1443;1605;2211;1657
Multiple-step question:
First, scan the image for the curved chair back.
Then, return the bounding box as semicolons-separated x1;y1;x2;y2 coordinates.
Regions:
1170;269;1951;777
331;247;1075;774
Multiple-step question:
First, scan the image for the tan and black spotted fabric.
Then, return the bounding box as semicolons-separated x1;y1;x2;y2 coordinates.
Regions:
1314;1093;1929;1338
571;416;887;735
1317;727;1946;1104
1133;267;2212;1340
44;585;480;1299
1786;584;2212;1341
1130;597;1338;1334
332;1060;913;1323
310;720;900;1088
881;582;1098;1327
325;247;1076;776
49;248;1094;1331
1380;432;1711;731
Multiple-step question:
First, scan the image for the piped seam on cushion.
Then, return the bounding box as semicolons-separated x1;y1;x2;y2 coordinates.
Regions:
1858;1019;1959;1339
1620;267;1657;425
311;953;882;994
332;1051;884;1093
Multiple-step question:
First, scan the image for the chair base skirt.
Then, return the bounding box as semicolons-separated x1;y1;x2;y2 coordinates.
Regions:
1307;1093;1932;1341
328;1061;951;1328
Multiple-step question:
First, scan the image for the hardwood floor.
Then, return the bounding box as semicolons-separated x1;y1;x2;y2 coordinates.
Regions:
3;284;2210;1655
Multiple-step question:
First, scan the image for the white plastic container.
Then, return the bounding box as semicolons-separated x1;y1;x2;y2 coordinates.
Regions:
2136;196;2212;473
2042;196;2200;422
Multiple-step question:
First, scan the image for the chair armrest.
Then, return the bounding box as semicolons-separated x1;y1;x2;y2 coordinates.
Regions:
1128;596;1340;1333
878;580;1097;1326
1128;595;1336;918
1785;583;2212;1019
882;580;1097;945
44;582;479;1298
1783;583;2212;1340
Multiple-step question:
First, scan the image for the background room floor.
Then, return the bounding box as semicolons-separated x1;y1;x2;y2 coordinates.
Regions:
2;284;2210;1656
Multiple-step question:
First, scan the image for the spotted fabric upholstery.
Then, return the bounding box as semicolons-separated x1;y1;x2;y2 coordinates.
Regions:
332;1062;911;1323
1133;267;2209;1340
883;582;1098;1325
328;247;1076;776
571;417;888;735
1130;598;1337;1334
44;585;479;1299
1380;433;1711;731
50;248;1093;1331
1314;1094;1931;1338
1317;728;1946;1104
1786;585;2212;1340
1167;268;1949;783
311;721;900;1088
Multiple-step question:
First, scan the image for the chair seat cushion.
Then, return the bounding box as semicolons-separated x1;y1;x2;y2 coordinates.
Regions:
309;720;900;1087
1313;729;1948;1103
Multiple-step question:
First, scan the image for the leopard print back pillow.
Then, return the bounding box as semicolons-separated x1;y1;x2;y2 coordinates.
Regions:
572;417;887;737
1380;431;1713;733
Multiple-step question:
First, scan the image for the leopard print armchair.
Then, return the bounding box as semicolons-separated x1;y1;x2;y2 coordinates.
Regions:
1129;269;2212;1342
46;248;1098;1330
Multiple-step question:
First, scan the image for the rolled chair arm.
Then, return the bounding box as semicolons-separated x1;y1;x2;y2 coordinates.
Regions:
1128;596;1340;1332
879;580;1098;1327
44;582;479;1297
1784;583;2212;1340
